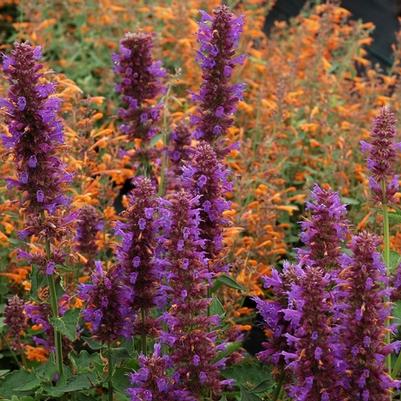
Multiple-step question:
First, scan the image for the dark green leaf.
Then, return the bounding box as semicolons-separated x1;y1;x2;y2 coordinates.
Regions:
239;386;262;401
0;370;40;397
50;308;80;341
212;274;245;292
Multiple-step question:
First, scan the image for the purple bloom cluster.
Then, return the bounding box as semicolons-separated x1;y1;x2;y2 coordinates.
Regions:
79;262;132;344
153;191;230;398
283;265;342;401
24;302;54;350
360;106;401;204
336;232;399;400
128;344;197;401
182;142;231;274
4;295;27;351
298;184;348;269
253;262;297;372
167;122;192;189
115;176;158;335
113;32;165;142
191;5;245;154
1;42;71;216
75;205;103;261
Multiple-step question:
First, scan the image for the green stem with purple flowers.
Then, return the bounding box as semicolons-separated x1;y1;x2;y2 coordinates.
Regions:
382;181;392;378
45;238;64;378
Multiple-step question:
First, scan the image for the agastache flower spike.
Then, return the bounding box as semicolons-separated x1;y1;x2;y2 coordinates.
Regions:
113;32;165;142
191;5;245;155
128;344;197;401
4;295;27;351
1;42;71;216
115;177;158;335
336;232;399;400
298;184;349;270
79;262;133;344
75;205;103;262
167;122;192;190
360;106;401;204
155;191;231;398
182;142;231;274
252;262;297;373
283;266;344;401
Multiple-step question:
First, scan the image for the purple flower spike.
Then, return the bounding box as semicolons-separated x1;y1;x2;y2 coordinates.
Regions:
75;205;103;261
79;262;133;344
154;191;228;398
113;32;165;142
1;42;70;217
182;142;231;274
284;266;344;401
115;176;158;336
298;184;349;270
192;5;245;155
128;344;197;401
360;106;400;204
5;295;27;351
336;232;399;400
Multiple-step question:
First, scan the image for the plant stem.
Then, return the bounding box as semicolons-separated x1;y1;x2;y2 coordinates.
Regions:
141;308;147;355
45;239;64;377
272;370;285;401
108;344;113;401
382;181;392;379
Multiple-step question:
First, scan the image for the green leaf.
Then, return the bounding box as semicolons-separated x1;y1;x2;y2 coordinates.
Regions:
393;300;401;326
44;374;94;397
340;197;360;206
112;367;130;393
213;342;242;363
210;296;225;317
50;308;80;341
389;212;401;225
0;370;40;397
389;251;401;273
82;336;103;350
212;274;245;292
239;386;262;401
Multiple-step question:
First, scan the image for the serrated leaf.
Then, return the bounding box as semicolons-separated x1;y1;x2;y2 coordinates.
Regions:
239;386;262;401
50;308;80;341
212;274;245;292
210;296;225;317
0;370;40;397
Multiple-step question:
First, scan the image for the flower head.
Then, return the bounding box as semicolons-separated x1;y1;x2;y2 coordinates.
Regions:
75;205;103;261
191;6;245;154
1;42;71;216
79;262;133;344
4;295;27;351
113;32;165;142
336;232;399;400
298;184;348;270
360;106;401;204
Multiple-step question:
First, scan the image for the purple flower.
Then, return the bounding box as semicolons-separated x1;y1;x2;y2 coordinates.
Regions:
154;191;228;397
284;266;344;401
167;122;193;190
298;184;348;270
360;106;401;204
335;232;399;399
1;42;70;217
113;32;165;142
24;302;53;350
75;205;103;261
115;177;158;336
79;262;133;344
128;344;197;401
192;6;245;155
182;142;231;274
4;295;27;351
